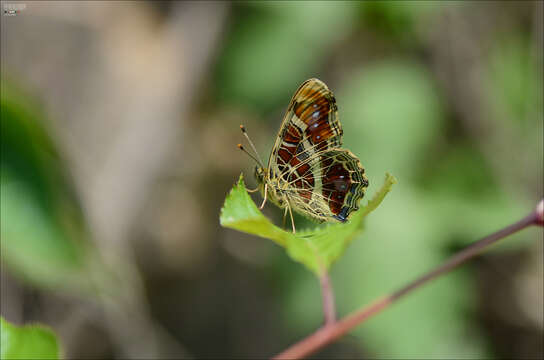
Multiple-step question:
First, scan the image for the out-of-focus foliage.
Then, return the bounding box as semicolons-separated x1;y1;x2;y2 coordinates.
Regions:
220;173;396;274
1;317;60;360
216;2;359;110
1;1;542;359
358;0;441;43
486;35;542;127
0;82;91;291
217;2;540;358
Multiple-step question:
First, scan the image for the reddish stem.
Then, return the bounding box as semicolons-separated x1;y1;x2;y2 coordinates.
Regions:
273;205;542;360
319;271;336;326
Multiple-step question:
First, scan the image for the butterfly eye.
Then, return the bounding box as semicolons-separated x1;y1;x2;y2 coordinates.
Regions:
254;166;262;180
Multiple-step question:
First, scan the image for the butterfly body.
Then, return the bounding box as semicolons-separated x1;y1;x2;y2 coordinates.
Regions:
253;78;369;227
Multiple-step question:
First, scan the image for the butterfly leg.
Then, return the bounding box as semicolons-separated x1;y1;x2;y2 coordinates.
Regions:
259;183;268;209
246;187;259;193
287;202;296;234
282;206;289;229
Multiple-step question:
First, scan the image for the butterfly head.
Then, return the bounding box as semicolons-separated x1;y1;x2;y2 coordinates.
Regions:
254;166;266;186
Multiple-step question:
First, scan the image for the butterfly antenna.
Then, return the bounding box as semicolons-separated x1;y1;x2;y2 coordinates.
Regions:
240;125;264;167
237;144;263;167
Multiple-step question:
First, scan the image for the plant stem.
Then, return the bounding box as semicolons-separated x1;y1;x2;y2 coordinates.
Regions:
319;271;336;326
273;203;543;360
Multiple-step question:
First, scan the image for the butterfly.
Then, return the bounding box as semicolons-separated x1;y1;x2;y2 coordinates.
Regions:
238;78;368;233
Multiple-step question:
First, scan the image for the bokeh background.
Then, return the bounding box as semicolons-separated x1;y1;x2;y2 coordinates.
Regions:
1;1;543;359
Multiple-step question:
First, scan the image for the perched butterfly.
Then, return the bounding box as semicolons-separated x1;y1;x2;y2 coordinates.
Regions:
238;78;369;233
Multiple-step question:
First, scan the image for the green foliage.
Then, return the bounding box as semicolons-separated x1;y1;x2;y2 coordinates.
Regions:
1;317;60;360
0;81;90;291
359;0;442;43
215;2;358;111
220;173;396;275
340;62;444;180
486;34;542;126
283;59;532;359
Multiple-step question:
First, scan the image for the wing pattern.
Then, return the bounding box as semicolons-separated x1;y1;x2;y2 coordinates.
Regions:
266;78;368;223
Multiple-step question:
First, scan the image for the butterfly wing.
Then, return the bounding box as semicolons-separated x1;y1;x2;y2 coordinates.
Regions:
317;149;368;221
268;78;342;173
282;148;368;223
267;78;368;222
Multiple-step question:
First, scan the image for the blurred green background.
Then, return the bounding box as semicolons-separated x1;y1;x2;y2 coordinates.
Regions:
1;1;542;358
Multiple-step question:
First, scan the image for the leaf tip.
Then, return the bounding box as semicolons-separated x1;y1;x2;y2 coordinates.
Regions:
236;172;245;187
219;173;255;227
385;172;398;184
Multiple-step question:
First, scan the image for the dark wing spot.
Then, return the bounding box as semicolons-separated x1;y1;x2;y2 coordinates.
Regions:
321;159;351;215
333;207;349;222
296;143;309;161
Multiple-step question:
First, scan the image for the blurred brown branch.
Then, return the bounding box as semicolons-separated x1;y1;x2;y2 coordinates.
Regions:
273;199;544;360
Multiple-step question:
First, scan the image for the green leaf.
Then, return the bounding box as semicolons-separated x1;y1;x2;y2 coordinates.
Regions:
1;79;91;291
1;317;60;360
220;173;396;275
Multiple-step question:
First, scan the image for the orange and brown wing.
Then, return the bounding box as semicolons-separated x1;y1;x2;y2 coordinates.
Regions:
266;79;367;222
268;78;342;172
267;79;342;204
318;149;368;222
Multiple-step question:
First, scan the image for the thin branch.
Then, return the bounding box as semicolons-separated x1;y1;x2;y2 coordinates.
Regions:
319;271;336;326
273;200;543;360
